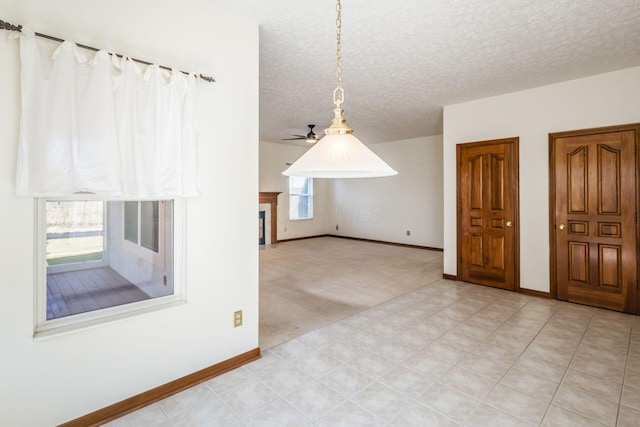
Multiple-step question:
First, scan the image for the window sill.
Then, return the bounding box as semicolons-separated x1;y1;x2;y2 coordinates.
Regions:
33;296;186;341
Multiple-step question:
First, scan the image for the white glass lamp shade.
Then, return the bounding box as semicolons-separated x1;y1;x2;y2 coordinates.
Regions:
282;133;398;178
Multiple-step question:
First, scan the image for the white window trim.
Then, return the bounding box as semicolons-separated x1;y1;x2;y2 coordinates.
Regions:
33;197;186;339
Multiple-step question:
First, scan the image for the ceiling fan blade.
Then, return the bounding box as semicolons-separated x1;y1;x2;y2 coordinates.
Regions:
282;126;320;142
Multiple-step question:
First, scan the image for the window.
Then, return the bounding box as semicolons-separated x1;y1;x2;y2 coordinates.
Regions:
289;176;313;220
36;199;183;336
124;201;160;252
45;201;106;270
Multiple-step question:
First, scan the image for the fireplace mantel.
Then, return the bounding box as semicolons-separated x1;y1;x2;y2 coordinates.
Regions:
259;192;281;244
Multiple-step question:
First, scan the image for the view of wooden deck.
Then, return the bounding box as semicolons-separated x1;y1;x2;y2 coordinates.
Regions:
47;267;150;319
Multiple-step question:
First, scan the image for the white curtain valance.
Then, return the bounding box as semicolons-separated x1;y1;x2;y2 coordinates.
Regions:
15;29;200;198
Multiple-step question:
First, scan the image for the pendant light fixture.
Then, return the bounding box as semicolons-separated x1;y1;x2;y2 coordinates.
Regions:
282;0;397;178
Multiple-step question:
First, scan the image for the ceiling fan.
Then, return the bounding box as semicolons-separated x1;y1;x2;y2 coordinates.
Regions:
282;124;322;143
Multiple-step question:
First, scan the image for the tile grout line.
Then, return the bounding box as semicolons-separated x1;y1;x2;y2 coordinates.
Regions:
458;295;571;426
314;279;477;424
263;353;349;425
460;296;544;425
514;307;574;425
616;324;635;426
157;400;175;426
386;286;525;424
545;310;617;426
530;308;592;426
206;366;283;426
393;290;501;423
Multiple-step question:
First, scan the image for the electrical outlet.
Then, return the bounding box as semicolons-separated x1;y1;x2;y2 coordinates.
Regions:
336;224;339;230
406;230;411;236
284;226;287;232
234;310;243;327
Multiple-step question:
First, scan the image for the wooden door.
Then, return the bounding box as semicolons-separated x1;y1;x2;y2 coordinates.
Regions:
550;125;639;313
457;138;519;290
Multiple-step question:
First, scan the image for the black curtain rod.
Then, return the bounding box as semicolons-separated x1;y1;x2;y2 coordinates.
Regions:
0;19;215;82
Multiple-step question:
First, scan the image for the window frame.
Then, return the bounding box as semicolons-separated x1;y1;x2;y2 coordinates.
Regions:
289;176;314;221
34;196;186;338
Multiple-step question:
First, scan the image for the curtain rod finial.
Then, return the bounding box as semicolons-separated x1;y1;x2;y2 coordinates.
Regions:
0;19;23;32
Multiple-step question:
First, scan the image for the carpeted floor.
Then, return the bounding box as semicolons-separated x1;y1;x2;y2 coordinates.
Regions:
259;236;443;349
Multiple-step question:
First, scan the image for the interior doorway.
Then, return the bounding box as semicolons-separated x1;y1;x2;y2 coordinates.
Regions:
456;137;520;291
549;124;640;314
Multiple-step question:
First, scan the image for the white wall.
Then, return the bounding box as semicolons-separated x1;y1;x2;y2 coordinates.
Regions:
443;67;640;292
0;1;259;425
259;141;330;240
330;136;444;248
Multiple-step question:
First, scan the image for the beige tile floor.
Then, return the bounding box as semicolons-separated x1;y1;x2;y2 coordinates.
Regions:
106;238;640;426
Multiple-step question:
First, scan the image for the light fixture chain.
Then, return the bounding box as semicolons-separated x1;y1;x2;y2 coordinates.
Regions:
333;0;344;108
336;0;342;89
282;0;397;178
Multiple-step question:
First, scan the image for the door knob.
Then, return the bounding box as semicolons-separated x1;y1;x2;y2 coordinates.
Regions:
506;221;512;227
558;224;566;230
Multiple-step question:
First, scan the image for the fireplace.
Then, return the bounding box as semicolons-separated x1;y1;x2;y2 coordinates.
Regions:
259;192;281;245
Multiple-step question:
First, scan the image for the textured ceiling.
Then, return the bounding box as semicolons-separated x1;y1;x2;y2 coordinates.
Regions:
219;0;640;144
